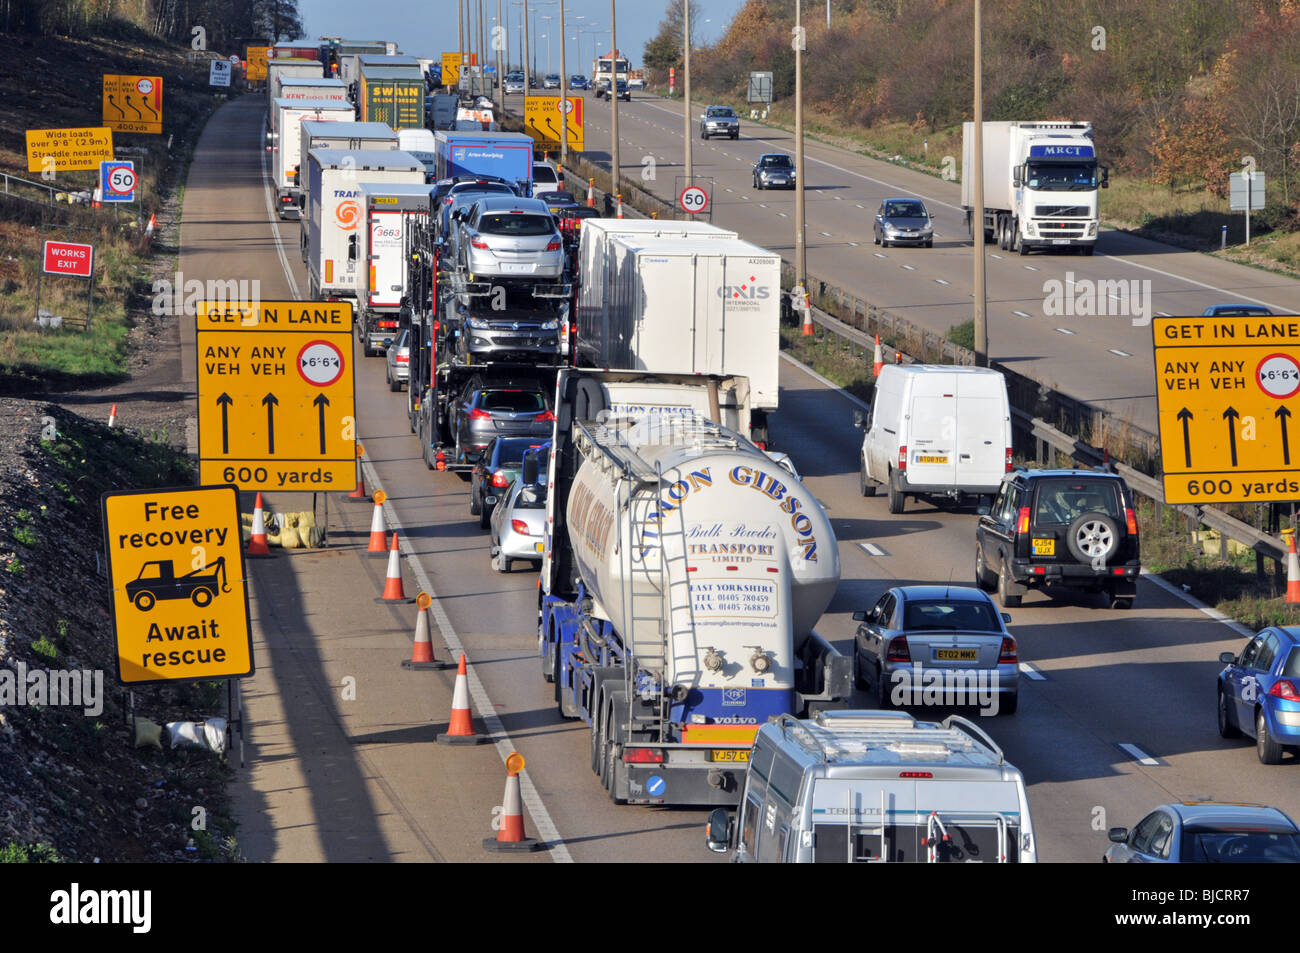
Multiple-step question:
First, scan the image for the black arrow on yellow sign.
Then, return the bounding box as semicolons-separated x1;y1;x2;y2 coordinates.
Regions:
1278;405;1292;466
1223;406;1239;467
314;393;330;454
262;393;279;454
1177;407;1193;468
216;393;233;454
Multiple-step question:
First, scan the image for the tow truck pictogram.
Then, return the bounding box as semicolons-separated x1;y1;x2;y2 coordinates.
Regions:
125;556;230;611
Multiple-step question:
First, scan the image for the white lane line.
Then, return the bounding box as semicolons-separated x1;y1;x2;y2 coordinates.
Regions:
724;187;733;193
901;264;916;271
1117;743;1161;767
1018;662;1047;682
741;195;750;200
835;196;843;201
847;242;859;247
758;203;768;208
1140;570;1255;638
780;351;870;412
258;116;302;299
1012;310;1033;318
819;231;831;237
856;204;865;209
363;457;574;862
261;151;571;862
1055;327;1077;335
934;278;950;285
873;252;886;259
1109;348;1132;357
1023;265;1039;271
858;542;889;557
990;253;1004;260
778;212;788;217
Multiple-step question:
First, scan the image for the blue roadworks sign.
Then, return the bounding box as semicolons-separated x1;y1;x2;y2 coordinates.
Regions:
100;160;136;202
646;775;666;797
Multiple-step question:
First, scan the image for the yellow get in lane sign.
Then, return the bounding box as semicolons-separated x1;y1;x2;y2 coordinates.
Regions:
196;300;357;491
25;127;114;173
524;95;584;152
1154;315;1300;504
102;75;164;134
102;485;253;685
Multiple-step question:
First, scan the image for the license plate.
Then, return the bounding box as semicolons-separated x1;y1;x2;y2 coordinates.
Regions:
501;263;532;273
534;542;544;552
1051;239;1071;245
916;455;948;464
709;749;750;762
935;648;978;661
1032;537;1055;556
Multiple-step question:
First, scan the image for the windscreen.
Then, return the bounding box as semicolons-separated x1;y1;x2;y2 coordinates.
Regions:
478;390;546;413
1026;161;1100;191
902;600;999;632
884;201;926;217
496;438;543;464
478;213;555;236
762;155;793;168
1183;829;1300;862
1032;479;1122;524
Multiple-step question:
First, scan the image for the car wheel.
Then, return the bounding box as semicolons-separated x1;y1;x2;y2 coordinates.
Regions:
389;375;401;393
875;664;893;710
860;460;877;497
1217;688;1241;739
732;132;739;140
924;240;933;248
469;485;481;516
491;551;511;573
1067;512;1120;565
873;230;881;245
1000;692;1018;715
887;472;905;514
975;543;996;591
479;505;491;530
1257;709;1285;764
997;562;1023;608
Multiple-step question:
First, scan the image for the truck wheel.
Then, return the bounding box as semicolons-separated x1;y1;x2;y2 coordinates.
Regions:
191;587;214;608
1081;245;1095;256
887;473;905;514
133;591;155;612
997;563;1023;608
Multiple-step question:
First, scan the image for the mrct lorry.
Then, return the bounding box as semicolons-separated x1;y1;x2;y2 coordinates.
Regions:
535;369;852;806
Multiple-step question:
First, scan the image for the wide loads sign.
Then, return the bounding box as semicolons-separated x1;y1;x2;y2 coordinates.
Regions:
102;486;253;685
25;127;114;173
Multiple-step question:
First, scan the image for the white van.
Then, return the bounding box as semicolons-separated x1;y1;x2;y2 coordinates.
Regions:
706;710;1037;863
856;364;1011;513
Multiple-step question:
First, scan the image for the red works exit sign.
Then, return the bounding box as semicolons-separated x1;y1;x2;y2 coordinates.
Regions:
43;240;94;277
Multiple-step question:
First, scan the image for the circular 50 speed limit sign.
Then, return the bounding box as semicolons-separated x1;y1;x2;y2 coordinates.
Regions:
679;185;709;214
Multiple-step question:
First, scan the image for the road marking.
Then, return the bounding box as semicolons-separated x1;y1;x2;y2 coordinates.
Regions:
778;212;788;217
858;542;889;557
835;196;843;201
820;231;831;237
1109;348;1132;358
1012;310;1033;318
873;252;886;259
758;203;768;208
1018;662;1047;681
856;204;865;209
1055;327;1077;335
1023;265;1038;271
258;116;302;300
847;242;859;247
934;278;950;285
263;152;571;863
990;253;1004;260
741;195;750;200
901;264;916;271
1117;743;1161;767
724;187;733;193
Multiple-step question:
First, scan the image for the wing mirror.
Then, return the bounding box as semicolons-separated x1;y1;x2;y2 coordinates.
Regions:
852;610;867;621
1219;652;1237;664
1108;827;1128;844
705;808;733;854
852;409;865;429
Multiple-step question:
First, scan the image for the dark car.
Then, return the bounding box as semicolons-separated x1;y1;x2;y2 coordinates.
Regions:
1217;626;1300;763
874;197;934;248
534;189;581;215
597;79;630;102
975;468;1140;610
450;378;554;465
469;436;547;528
1201;304;1274;316
1104;802;1300;863
752;153;795;190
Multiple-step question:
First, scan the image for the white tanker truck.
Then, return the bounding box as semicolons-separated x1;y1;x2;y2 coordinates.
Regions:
534;369;852;806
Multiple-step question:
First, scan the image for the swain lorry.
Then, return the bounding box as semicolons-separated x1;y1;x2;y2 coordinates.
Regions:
356;58;425;129
961;121;1108;256
535;368;852;805
575;233;780;447
354;183;432;356
302;149;425;300
269;99;354;219
432;130;534;194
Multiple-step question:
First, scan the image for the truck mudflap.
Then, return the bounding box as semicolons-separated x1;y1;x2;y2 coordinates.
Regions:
795;631;853;716
612;743;753;806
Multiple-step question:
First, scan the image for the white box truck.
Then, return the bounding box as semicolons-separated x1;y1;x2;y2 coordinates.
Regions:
266;59;326;112
355;183;431;356
855;364;1012;513
587;235;780;445
273;76;348;105
270;99;355;219
297;124;399;258
961;120;1108;256
303;149;425;300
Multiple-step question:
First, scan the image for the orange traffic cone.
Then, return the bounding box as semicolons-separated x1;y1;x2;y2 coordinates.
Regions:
374;532;413;603
873;334;883;377
438;654;485;745
895;350;903;364
366;489;389;554
586;178;595;208
616;193;624;219
107;403;118;428
347;444;367;500
800;297;814;338
1285;530;1300;604
483;752;542;851
402;593;450;670
247;492;271;557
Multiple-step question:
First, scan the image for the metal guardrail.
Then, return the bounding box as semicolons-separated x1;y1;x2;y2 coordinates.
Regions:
1;172;92;208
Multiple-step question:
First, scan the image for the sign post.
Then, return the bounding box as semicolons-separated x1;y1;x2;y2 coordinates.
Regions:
102;485;254;686
196;300;358;492
1229;172;1267;246
1154;314;1300;504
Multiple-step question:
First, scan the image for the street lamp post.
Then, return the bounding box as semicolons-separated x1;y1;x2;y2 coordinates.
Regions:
560;0;569;162
684;0;692;183
972;0;988;366
795;0;806;288
541;16;552;74
610;0;619;200
497;0;504;111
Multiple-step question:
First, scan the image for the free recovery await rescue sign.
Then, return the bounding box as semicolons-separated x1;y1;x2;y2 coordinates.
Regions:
102;485;253;685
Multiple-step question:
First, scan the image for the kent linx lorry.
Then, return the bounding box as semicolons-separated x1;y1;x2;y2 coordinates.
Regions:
270;99;354;219
433;130;535;195
961;121;1108;256
354;183;431;356
537;368;852;807
303;149;425;301
265;59;327;112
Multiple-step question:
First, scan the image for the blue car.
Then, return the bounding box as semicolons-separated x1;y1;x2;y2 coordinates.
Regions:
1105;801;1300;863
569;75;588;90
1217;626;1300;763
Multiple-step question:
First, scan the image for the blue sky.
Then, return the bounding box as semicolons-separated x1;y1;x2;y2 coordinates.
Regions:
298;0;747;74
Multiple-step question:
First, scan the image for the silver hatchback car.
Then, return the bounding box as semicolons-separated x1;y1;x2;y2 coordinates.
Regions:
458;196;564;280
1105;802;1300;863
488;477;548;572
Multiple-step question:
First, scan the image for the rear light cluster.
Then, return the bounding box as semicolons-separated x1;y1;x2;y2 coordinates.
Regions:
899;771;933;779
1005;448;1013;472
378;320;397;329
886;636;910;662
491;470;509;488
1268;680;1300;701
623;747;664;764
1016;506;1030;535
999;637;1017;664
1125;507;1138;535
511;519;531;536
536;410;555;422
898;446;907;473
468;408;491;420
396;354;408;364
471;239;489;249
545;240;562;251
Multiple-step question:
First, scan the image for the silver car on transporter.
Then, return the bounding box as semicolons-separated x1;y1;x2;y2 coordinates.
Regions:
705;710;1037;863
458;196;565;280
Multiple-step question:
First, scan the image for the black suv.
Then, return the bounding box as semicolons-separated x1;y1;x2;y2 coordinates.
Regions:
975;468;1140;610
